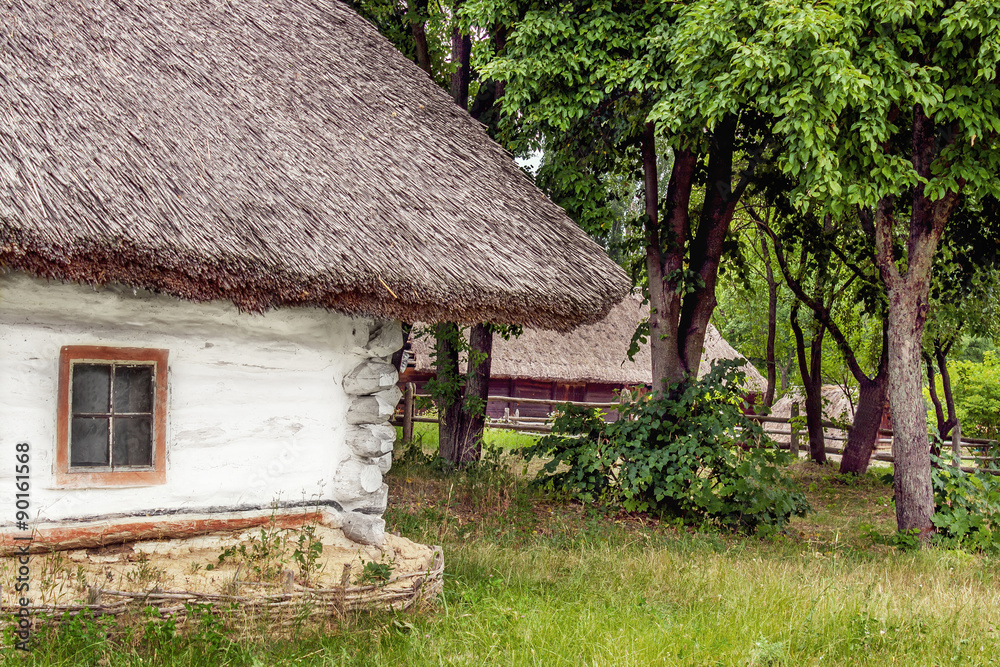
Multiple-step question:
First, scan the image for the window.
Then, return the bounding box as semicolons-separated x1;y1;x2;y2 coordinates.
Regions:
57;346;167;487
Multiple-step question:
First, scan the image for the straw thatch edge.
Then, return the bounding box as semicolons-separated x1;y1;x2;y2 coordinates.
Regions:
0;233;623;330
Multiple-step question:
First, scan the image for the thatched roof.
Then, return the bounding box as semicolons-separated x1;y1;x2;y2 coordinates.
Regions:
766;385;854;443
770;386;855;423
407;295;767;391
0;0;628;330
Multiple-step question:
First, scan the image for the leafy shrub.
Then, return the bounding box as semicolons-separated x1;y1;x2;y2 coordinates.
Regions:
931;454;1000;553
522;360;810;533
293;524;324;584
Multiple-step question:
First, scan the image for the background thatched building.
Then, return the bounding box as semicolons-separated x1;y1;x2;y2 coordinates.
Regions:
765;386;891;450
402;296;766;418
0;0;628;550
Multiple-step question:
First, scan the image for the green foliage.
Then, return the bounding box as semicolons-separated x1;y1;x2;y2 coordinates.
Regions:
210;513;326;584
215;524;288;581
695;0;1000;212
360;560;393;585
522;360;810;533
292;525;324;584
468;0;768;272
930;454;1000;554
47;608;115;662
926;351;1000;440
952;352;1000;441
142;606;177;646
420;323;465;411
184;603;229;653
865;525;923;552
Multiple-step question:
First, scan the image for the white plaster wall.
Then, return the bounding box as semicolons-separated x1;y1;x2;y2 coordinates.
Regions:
0;271;382;522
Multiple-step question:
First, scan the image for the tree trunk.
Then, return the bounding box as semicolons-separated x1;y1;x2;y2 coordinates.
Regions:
760;230;778;408
409;0;431;74
435;322;463;463
449;18;471;109
935;342;959;440
873;104;961;535
839;323;889;474
884;285;935;534
469;27;507;132
925;352;946;449
804;372;826;463
678;116;738;377
805;329;827;464
643;124;693;390
839;372;887;474
641;115;749;395
791;302;826;464
458;323;493;463
779;355;792;394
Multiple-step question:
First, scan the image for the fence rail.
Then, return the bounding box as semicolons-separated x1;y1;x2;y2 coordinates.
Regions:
392;383;999;473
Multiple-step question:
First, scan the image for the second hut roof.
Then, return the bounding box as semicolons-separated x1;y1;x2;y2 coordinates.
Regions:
407;295;767;391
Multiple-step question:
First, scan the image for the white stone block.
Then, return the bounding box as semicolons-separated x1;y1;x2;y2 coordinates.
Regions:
341;483;388;516
375;386;403;413
346;396;383;425
374;452;392;475
365;320;404;358
343;359;398;395
332;458;383;501
345;424;395;458
341;511;385;546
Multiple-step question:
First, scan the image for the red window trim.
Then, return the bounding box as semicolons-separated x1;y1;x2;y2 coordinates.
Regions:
56;346;168;488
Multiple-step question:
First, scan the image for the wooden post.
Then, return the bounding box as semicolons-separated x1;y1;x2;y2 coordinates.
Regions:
790;402;800;458
952;421;962;467
403;382;415;443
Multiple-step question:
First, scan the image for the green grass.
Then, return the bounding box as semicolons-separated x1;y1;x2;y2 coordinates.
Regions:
7;446;1000;666
402;422;541;451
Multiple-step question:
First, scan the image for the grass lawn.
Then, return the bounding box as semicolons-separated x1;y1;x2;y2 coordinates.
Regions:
11;431;1000;666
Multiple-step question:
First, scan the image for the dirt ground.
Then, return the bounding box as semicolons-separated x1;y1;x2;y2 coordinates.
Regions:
1;524;438;609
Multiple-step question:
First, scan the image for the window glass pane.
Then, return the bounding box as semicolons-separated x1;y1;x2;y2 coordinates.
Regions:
71;417;110;466
113;417;152;467
72;364;110;414
114;365;153;413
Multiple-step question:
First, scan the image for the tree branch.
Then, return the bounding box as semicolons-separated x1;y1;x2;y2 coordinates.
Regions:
829;242;875;287
767;221;872;383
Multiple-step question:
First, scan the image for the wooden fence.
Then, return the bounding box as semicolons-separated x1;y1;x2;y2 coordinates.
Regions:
392;383;1000;473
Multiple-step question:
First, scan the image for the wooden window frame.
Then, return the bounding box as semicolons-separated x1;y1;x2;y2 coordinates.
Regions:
56;346;168;488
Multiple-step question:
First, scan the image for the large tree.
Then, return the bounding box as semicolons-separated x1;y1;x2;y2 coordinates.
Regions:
713;0;1000;533
471;0;777;392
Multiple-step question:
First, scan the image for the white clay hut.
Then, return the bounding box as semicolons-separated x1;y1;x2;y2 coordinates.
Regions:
402;295;766;418
0;0;629;550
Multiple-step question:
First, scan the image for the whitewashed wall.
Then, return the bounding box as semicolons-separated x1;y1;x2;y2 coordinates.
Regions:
0;271;400;531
